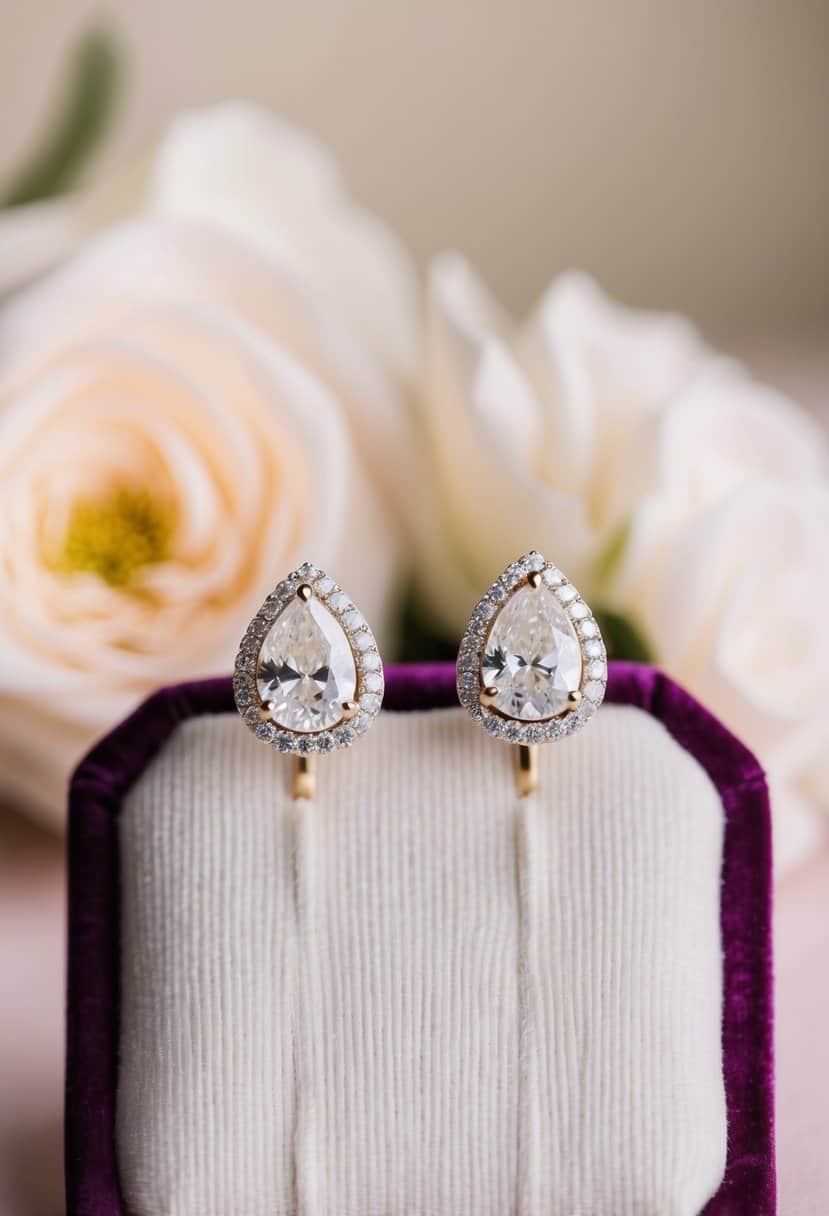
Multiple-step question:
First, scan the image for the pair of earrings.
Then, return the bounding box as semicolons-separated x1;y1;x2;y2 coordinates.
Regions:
234;553;606;799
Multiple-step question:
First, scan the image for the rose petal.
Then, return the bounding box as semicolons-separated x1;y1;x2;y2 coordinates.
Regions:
520;272;707;513
150;102;420;380
421;254;592;602
614;365;829;598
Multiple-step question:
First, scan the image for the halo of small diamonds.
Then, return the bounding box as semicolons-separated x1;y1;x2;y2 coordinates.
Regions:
233;562;384;753
456;551;606;744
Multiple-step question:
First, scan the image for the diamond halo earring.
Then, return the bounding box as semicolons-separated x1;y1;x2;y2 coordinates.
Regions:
233;561;384;799
456;551;607;796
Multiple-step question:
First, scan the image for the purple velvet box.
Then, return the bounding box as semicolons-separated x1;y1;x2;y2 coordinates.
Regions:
65;661;775;1214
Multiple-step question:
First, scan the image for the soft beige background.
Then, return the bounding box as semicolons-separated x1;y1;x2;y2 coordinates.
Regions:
2;0;828;343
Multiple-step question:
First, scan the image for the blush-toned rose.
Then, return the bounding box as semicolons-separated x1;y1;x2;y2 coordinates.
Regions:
0;209;411;825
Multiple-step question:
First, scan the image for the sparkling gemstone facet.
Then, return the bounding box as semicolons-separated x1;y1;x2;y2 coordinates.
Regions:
256;596;356;732
481;583;583;720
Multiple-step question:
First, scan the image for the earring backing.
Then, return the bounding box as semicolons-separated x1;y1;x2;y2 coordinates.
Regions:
456;551;606;796
233;561;384;799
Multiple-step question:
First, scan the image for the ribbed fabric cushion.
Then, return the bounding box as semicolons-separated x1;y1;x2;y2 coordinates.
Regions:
117;703;726;1215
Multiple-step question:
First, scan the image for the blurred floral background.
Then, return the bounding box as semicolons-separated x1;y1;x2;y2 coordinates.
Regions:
1;4;828;1213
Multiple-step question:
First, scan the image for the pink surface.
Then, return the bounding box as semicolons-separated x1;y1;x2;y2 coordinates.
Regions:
0;818;827;1213
0;814;64;1216
775;845;829;1214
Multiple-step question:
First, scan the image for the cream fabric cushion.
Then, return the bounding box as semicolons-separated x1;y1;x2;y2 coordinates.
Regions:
117;704;726;1215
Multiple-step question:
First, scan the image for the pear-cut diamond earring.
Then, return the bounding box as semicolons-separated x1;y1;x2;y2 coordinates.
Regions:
456;552;606;795
234;562;384;798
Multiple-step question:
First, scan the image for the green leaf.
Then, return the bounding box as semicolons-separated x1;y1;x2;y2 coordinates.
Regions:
592;604;653;663
395;583;458;662
1;29;120;208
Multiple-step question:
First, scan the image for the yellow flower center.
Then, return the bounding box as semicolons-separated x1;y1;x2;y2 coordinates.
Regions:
53;487;176;590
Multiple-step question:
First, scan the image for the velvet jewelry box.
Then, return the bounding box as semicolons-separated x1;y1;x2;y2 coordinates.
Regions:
65;661;775;1214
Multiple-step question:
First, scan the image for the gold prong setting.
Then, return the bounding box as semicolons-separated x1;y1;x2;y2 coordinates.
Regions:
456;551;607;745
233;561;384;754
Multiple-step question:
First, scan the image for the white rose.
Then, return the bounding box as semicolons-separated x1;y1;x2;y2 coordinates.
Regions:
416;255;829;870
620;481;829;873
0;106;420;825
610;363;827;591
416;256;715;629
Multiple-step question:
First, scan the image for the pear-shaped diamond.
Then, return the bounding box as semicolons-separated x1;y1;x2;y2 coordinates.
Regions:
257;595;357;732
482;582;583;720
456;553;605;745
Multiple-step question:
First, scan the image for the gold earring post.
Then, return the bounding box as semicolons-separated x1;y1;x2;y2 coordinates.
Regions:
293;755;316;800
516;744;538;797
